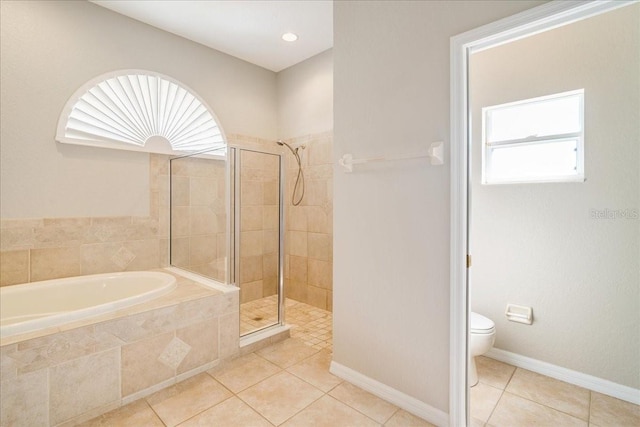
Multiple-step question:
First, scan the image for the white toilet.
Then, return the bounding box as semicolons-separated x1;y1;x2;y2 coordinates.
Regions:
469;312;495;387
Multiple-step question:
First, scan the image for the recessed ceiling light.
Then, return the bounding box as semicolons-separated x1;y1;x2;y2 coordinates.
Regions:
282;32;298;42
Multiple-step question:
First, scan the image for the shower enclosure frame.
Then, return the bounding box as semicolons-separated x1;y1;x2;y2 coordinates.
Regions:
168;145;287;338
232;146;287;336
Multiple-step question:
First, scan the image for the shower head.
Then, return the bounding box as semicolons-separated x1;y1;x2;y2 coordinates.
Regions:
276;139;304;153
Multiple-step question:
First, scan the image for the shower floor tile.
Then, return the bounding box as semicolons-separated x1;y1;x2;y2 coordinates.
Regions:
240;296;333;352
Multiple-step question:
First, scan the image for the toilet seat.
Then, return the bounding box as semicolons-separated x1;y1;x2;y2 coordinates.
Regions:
470;312;495;334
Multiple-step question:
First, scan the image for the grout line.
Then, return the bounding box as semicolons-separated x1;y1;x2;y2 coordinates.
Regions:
485;387;504;425
144;398;168;426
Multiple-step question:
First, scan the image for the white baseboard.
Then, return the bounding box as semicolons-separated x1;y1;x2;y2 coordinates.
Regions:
329;361;449;427
486;348;640;405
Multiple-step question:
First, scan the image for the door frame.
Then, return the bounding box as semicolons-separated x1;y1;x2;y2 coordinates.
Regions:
448;1;637;425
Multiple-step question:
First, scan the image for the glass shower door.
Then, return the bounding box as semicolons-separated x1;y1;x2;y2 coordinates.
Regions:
169;146;284;338
169;149;228;283
234;148;283;336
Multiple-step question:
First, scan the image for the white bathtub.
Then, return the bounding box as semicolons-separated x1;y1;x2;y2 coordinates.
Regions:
0;271;177;338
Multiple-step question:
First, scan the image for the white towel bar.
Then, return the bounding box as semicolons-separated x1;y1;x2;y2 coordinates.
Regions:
338;141;443;173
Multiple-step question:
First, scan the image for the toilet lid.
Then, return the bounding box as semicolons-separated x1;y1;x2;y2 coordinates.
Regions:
470;312;495;333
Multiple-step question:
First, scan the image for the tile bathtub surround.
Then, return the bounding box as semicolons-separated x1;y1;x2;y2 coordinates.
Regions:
0;274;241;427
169;155;227;283
0;154;171;287
471;355;640;426
80;338;437;427
283;131;333;311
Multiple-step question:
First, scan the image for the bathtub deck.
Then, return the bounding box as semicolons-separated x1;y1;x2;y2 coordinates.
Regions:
0;268;229;347
0;268;241;427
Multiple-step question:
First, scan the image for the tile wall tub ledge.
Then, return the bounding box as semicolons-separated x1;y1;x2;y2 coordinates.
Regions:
0;268;240;427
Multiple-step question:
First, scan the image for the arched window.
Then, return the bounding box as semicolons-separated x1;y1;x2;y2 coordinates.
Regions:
56;70;226;154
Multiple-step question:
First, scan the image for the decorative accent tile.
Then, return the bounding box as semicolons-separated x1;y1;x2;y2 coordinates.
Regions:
92;226;115;242
111;246;136;269
158;337;192;370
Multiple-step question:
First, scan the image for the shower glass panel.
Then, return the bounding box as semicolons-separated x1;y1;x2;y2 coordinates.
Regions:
233;148;283;336
170;148;229;283
169;146;284;338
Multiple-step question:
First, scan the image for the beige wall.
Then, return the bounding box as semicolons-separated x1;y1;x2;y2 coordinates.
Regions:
277;49;333;140
470;5;640;389
333;0;546;414
0;0;277;219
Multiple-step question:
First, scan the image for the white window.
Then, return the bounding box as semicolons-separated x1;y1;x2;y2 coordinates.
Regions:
482;89;584;184
56;70;226;155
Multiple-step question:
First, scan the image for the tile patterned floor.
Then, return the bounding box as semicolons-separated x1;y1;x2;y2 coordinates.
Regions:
471;355;640;427
81;300;639;427
81;338;434;426
241;297;333;352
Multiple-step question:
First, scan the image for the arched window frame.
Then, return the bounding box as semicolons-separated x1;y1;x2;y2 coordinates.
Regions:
56;70;227;155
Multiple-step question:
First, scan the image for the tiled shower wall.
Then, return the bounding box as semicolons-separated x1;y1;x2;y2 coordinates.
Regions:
0;153;171;287
170;156;227;283
238;150;280;304
284;131;334;311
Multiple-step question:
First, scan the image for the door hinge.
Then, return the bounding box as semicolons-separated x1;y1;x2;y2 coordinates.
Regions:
467;255;472;268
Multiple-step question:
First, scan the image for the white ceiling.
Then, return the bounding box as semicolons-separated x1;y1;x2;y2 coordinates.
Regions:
91;0;333;72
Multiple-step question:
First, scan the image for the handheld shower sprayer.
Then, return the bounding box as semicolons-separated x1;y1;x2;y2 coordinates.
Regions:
276;140;305;206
